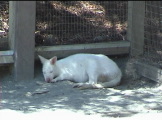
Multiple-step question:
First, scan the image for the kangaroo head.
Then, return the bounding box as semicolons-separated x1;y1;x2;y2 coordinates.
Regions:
38;55;58;82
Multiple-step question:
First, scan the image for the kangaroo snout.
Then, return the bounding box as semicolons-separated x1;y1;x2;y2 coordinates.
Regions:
45;78;51;83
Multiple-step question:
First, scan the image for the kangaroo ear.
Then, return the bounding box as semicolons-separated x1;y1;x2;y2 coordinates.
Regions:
38;55;47;64
50;56;57;65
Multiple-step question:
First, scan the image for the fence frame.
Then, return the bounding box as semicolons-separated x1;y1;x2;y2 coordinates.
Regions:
1;1;131;81
128;1;162;82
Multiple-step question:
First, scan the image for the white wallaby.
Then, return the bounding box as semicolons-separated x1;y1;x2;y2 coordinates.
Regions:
38;53;122;89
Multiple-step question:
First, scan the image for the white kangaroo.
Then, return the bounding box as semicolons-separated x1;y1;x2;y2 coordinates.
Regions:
38;53;122;89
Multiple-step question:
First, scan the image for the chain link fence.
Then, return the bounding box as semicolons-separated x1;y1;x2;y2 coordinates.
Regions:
0;1;9;38
0;1;128;46
140;1;162;68
35;1;128;46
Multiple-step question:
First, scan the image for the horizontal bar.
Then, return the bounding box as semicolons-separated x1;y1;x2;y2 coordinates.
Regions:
135;61;162;83
35;41;130;59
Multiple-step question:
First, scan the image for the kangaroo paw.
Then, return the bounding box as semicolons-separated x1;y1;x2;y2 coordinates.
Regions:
50;79;57;83
73;83;84;88
73;83;94;89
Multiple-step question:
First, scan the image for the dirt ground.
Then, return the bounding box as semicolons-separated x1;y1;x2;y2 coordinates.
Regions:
1;56;162;120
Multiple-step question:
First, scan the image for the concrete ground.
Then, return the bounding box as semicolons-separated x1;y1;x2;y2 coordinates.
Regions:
0;56;162;119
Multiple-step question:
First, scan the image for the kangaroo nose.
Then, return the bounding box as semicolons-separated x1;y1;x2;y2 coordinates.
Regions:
46;78;51;83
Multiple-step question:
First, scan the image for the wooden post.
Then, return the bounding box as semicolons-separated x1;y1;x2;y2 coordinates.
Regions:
127;1;145;56
9;1;36;80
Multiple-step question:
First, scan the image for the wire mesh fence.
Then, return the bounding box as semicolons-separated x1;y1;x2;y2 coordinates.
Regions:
0;1;9;39
35;1;128;46
140;1;162;68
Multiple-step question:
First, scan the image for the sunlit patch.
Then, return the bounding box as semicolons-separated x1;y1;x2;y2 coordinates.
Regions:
108;96;123;102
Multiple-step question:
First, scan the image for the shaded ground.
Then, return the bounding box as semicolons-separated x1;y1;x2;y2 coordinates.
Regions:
0;56;162;119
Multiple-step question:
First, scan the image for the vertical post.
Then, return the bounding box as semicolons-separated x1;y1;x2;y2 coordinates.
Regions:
127;1;145;56
9;1;36;80
159;2;162;32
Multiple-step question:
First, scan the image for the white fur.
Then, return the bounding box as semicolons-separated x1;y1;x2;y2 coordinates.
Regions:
38;53;122;89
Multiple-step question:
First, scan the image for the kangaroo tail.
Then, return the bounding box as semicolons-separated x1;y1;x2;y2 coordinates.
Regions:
74;72;122;89
93;71;122;89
